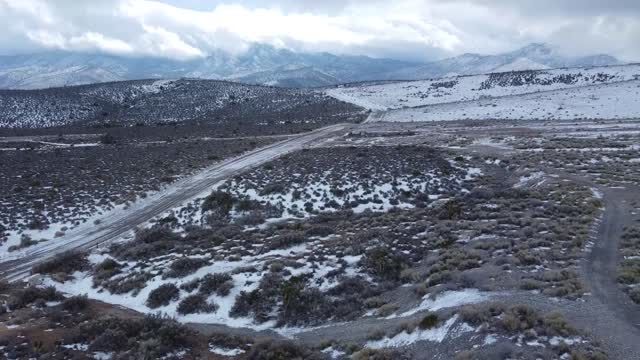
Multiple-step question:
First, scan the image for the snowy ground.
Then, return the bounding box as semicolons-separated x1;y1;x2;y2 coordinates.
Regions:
325;64;640;111
381;80;640;122
3;120;621;359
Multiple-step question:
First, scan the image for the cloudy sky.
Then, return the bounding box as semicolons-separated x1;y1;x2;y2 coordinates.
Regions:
1;0;639;62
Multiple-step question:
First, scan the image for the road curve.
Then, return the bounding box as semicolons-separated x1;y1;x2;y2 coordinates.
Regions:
464;141;640;358
0;123;352;282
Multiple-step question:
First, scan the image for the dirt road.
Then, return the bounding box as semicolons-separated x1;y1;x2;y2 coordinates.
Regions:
465;137;640;359
0;123;352;282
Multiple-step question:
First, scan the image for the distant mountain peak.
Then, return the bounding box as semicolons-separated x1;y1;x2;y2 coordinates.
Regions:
517;43;553;53
383;43;622;81
0;42;623;89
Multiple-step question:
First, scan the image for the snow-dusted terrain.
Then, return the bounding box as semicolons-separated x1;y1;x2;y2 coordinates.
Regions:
0;78;364;128
326;64;640;111
0;43;621;89
383;80;640;122
0;124;351;281
1;45;637;360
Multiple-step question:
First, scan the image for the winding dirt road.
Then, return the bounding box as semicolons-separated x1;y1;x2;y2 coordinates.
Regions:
469;137;640;359
581;185;640;358
0;123;352;282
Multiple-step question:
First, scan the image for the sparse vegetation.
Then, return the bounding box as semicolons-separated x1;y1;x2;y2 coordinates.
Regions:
164;257;208;279
147;283;180;309
32;251;89;279
7;286;63;310
177;294;218;315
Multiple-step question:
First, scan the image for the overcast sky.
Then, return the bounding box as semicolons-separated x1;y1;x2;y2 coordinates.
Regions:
1;0;639;62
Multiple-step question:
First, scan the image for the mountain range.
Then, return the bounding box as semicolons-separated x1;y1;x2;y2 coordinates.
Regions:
0;43;623;89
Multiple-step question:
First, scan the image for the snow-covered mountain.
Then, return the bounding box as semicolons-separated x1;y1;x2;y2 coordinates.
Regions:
0;45;417;90
0;43;623;89
385;43;622;80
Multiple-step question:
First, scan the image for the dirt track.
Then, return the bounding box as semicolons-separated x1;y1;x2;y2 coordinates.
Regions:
581;185;640;358
466;136;640;359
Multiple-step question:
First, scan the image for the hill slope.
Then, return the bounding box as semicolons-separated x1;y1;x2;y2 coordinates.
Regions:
0;79;365;129
383;80;640;122
384;43;622;80
326;64;640;111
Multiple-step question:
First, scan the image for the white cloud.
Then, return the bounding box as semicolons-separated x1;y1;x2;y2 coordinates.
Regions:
0;0;639;61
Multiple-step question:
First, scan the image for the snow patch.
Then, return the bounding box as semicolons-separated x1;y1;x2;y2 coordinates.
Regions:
389;289;489;319
366;315;469;348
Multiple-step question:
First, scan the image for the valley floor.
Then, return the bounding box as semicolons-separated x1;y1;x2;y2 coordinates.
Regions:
2;118;640;359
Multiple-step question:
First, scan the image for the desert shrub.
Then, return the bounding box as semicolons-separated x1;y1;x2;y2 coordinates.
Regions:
100;133;116;144
32;251;89;277
235;212;267;226
7;286;63;310
459;304;505;325
628;287;640;304
231;273;281;323
304;225;334;237
199;273;233;296
375;303;399;317
180;278;201;292
90;328;128;352
520;279;542;290
542;311;574;337
439;200;463;220
427;270;453;287
515;250;542;266
500;305;538;332
236;199;260;212
147;283;180;309
418;313;439;329
233;266;259;275
535;270;584;299
177;294;217;315
183;226;225;246
134;226;179;244
361;247;408;281
460;303;578;339
618;261;640;284
278;276;330;326
368;329;387;341
567;350;608;360
269;231;306;250
112;226;180;260
246;340;318;360
202;191;235;215
164;257;208;279
325;277;384;321
62;295;90;312
8;235;39;252
259;183;286;196
103;271;153;295
83;314;196;358
209;333;254;353
234;268;379;326
270;261;286;273
93;258;123;282
352;348;405;360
